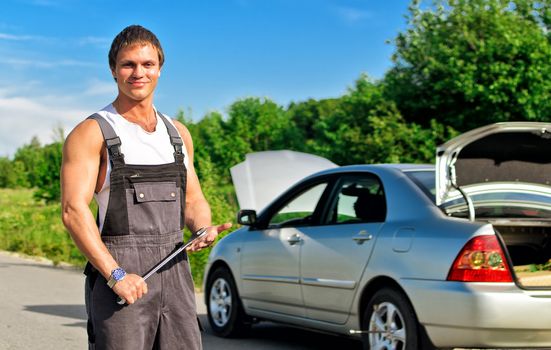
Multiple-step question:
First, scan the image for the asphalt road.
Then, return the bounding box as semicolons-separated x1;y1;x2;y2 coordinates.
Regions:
0;251;87;350
0;250;539;350
0;250;362;350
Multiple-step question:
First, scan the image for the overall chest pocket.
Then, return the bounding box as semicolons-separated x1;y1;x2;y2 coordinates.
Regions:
126;181;181;235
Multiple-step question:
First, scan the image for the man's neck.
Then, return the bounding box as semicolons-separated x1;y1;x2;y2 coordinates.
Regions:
113;96;157;132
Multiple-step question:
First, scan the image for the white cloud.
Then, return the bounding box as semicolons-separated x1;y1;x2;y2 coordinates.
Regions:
0;81;107;157
0;57;100;68
0;32;57;44
0;33;36;41
336;7;372;24
60;59;101;67
0;95;87;156
1;31;109;48
78;36;111;48
26;0;63;7
83;79;117;96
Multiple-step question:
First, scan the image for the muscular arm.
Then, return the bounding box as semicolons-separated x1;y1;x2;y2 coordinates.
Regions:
61;119;118;279
173;121;210;231
173;120;231;250
61;119;146;304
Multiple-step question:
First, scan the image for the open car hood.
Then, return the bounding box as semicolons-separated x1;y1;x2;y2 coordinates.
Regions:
230;150;337;212
436;122;551;206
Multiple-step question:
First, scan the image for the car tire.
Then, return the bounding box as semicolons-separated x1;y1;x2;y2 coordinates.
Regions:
362;287;422;350
206;267;250;337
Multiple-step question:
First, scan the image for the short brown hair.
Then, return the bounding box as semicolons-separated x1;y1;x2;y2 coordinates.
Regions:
108;25;164;70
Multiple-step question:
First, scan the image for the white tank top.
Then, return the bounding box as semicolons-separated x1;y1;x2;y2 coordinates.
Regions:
93;104;189;231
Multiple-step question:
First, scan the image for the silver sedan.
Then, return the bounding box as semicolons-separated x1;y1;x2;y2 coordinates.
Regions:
204;122;551;349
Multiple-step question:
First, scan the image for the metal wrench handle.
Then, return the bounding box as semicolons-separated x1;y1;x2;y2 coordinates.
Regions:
116;227;208;305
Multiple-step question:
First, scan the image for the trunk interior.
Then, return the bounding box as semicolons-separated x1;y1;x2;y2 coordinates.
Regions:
495;223;551;288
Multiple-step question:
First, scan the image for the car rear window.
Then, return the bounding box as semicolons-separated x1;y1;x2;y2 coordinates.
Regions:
443;192;551;219
405;170;436;203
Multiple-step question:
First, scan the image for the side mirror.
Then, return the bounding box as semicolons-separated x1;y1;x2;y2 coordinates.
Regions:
237;209;257;226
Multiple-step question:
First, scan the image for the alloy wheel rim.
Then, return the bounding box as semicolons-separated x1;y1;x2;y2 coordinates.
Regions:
368;301;407;350
209;277;232;327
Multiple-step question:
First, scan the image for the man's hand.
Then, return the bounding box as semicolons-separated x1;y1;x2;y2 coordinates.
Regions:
112;273;148;305
187;223;232;252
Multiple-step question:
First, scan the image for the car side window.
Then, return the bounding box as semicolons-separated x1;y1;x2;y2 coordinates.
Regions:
268;182;328;228
326;175;386;224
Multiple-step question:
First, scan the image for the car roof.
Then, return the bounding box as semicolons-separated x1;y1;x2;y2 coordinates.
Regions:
309;163;435;177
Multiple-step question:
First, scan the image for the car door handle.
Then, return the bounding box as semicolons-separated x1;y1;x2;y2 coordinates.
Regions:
352;231;373;245
287;234;302;245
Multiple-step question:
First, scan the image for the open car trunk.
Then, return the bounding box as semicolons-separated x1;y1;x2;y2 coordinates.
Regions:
494;222;551;288
436;122;551;289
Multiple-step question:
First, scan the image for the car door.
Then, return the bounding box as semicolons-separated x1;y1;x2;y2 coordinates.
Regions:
300;173;385;324
240;180;330;318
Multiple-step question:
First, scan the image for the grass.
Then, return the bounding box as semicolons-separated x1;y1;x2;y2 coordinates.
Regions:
0;188;237;289
0;188;86;267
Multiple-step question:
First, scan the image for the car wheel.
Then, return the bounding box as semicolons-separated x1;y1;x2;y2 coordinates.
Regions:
206;267;249;337
362;288;420;350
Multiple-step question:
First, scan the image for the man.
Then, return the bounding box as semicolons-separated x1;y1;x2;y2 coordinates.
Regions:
61;25;231;349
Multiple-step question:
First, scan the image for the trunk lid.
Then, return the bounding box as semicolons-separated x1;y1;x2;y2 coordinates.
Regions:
436;122;551;206
437;122;551;288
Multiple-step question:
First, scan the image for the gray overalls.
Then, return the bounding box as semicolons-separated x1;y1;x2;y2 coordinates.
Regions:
84;113;201;350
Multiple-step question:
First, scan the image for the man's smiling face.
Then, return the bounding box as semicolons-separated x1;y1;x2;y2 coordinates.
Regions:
112;43;161;103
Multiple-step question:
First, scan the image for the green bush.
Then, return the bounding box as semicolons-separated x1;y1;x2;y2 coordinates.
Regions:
187;154;239;287
0;157;28;188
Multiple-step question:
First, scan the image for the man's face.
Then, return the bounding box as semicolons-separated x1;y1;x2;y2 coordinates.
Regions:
112;43;161;103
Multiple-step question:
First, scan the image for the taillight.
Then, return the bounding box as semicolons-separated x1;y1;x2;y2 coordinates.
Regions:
447;235;513;282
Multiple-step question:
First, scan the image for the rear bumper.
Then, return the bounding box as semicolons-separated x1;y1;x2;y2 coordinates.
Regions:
402;279;551;348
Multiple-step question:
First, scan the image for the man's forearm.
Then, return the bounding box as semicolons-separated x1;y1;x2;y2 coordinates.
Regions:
184;198;212;232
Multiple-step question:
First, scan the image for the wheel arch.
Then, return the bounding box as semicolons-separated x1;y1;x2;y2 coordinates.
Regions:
358;276;413;328
357;276;437;349
204;259;239;304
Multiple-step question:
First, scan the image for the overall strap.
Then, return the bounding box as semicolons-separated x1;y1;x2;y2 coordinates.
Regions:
87;113;125;168
157;112;186;165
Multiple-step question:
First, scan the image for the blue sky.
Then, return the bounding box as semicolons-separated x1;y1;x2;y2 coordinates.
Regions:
0;0;410;157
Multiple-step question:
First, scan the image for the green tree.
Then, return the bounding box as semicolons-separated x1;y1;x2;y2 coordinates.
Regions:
226;97;291;159
182;97;298;183
13;136;42;188
185;111;232;177
286;97;341;155
33;142;64;203
385;0;551;131
295;75;456;165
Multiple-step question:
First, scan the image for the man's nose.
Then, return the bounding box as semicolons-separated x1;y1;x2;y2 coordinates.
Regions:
132;64;145;77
